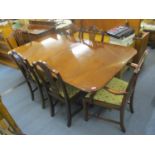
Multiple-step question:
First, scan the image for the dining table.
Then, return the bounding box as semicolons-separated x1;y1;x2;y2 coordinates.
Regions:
9;35;137;92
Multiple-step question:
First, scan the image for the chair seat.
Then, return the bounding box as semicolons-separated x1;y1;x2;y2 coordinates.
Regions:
86;77;128;106
49;81;80;98
59;84;80;98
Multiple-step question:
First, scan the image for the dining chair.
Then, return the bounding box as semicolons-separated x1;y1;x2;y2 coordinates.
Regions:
88;26;105;43
33;60;86;127
57;24;82;42
87;26;99;42
97;30;105;44
83;58;144;132
65;26;88;42
6;32;18;49
79;26;104;45
13;29;31;46
117;34;148;79
8;51;46;109
65;25;81;42
68;26;94;44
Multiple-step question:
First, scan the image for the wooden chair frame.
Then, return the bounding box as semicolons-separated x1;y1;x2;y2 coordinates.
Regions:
13;29;31;46
33;61;86;127
83;59;143;132
8;51;46;109
80;25;105;45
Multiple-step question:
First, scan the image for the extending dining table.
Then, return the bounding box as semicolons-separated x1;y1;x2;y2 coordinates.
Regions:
9;35;137;92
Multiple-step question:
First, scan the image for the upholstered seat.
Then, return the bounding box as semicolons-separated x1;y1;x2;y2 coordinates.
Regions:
49;82;80;98
83;61;143;132
59;84;80;98
33;61;85;127
86;77;128;106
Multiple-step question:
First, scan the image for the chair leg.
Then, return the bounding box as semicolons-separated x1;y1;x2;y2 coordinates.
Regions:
66;102;72;127
120;108;126;133
83;100;89;121
48;94;55;117
129;93;134;113
38;85;46;109
26;80;35;101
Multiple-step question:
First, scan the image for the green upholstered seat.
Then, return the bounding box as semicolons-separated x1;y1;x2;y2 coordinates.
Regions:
59;84;80;98
86;77;128;106
49;80;80;98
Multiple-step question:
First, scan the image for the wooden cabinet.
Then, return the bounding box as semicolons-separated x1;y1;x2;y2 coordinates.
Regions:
133;32;149;63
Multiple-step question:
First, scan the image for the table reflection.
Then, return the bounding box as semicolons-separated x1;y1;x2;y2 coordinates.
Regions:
71;44;92;58
41;38;57;46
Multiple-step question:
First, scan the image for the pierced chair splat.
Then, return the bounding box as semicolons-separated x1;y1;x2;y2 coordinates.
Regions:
33;60;86;127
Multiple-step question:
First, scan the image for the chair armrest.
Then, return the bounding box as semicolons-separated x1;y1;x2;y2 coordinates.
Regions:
104;86;127;95
126;62;140;73
127;50;148;73
130;63;139;69
126;62;138;69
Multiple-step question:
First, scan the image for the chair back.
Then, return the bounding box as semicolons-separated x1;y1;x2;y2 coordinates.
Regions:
88;26;105;43
78;26;104;44
33;61;69;101
121;54;144;107
65;25;80;41
88;26;98;42
57;25;82;42
66;26;87;42
13;30;30;46
6;32;18;49
8;51;35;82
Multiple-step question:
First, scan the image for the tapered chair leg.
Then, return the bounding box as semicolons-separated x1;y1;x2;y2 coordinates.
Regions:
83;100;89;121
66;103;72;127
48;94;55;117
129;93;134;113
120;108;126;133
26;80;35;101
38;86;46;109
